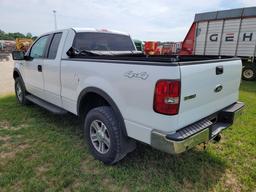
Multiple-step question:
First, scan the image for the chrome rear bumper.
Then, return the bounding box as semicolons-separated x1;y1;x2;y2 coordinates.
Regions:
151;101;244;154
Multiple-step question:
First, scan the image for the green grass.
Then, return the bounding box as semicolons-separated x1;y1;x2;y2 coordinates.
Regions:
0;81;255;192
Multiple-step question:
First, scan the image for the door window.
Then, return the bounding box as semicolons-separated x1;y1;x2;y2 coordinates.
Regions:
30;35;49;58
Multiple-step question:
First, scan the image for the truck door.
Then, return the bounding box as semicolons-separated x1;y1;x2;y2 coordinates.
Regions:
42;32;63;107
23;35;50;99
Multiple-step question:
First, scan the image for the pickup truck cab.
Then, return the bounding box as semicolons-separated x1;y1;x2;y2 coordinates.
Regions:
12;28;244;164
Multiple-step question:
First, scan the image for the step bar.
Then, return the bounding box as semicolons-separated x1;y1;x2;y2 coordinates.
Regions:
25;95;68;115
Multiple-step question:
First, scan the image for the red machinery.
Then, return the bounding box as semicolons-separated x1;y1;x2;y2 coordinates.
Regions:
144;41;159;55
179;23;196;56
144;41;182;56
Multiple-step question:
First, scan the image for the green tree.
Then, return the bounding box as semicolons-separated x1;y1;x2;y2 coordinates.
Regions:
0;29;34;40
26;32;32;38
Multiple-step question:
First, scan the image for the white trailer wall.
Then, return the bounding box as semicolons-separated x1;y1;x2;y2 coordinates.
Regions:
195;17;256;57
237;18;256;56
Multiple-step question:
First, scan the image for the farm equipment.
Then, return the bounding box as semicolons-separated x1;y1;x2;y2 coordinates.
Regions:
180;6;256;81
144;41;159;55
133;39;144;51
0;40;16;53
161;43;172;55
16;38;33;52
144;41;182;56
161;42;182;55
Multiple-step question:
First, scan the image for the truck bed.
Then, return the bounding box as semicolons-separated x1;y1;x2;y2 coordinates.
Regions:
65;52;236;65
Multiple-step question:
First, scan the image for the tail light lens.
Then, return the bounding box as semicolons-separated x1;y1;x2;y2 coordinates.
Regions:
153;80;180;115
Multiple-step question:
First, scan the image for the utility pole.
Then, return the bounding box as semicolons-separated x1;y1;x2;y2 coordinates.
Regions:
53;10;57;30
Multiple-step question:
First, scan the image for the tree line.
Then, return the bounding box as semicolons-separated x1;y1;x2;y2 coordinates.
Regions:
0;29;37;40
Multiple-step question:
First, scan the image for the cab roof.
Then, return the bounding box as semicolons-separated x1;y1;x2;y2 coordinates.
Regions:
72;27;130;36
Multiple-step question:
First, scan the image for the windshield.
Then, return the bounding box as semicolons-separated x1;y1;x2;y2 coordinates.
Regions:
73;32;136;51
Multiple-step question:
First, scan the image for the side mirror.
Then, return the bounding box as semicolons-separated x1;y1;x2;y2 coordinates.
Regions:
12;51;25;60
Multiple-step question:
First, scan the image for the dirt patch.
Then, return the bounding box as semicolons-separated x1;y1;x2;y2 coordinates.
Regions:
0;120;11;129
102;178;121;192
17;143;29;150
0;151;16;159
80;158;126;191
6;180;23;192
63;179;82;192
14;124;27;131
222;170;242;192
0;121;27;130
0;143;29;159
181;178;194;192
0;135;11;142
0;57;15;95
36;164;50;177
80;158;101;175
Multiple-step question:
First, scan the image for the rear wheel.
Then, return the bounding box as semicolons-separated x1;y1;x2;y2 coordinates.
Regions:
242;65;256;81
84;106;135;164
90;119;111;154
15;77;30;105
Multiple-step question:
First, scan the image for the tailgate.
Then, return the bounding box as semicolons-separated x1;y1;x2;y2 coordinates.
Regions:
178;59;242;128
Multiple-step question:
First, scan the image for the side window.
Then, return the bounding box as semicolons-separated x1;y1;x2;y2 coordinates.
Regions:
30;35;49;58
48;33;62;59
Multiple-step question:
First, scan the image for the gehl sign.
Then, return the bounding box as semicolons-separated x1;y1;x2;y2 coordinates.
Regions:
209;32;254;42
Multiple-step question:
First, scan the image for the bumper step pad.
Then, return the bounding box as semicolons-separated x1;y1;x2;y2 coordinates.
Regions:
166;118;213;141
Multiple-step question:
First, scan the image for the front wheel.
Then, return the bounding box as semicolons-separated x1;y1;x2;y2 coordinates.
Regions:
15;77;30;105
242;65;256;81
84;106;135;164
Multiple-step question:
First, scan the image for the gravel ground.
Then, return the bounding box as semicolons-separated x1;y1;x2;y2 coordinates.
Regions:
0;53;14;95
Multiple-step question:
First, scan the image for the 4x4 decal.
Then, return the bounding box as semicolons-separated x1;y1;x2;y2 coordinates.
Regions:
124;71;149;80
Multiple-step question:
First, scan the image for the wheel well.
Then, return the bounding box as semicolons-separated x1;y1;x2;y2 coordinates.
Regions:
241;59;256;66
78;92;110;118
13;70;20;79
77;88;128;136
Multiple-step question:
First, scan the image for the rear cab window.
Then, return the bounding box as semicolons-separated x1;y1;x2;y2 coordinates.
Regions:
72;32;136;51
47;33;62;59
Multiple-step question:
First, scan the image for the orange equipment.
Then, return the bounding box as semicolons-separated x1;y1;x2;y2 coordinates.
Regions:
16;38;33;52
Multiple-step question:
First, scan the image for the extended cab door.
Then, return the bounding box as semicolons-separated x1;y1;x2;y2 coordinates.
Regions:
23;35;50;99
42;32;63;107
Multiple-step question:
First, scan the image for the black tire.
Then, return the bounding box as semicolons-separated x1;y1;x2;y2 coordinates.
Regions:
14;77;30;105
84;106;135;165
242;65;256;81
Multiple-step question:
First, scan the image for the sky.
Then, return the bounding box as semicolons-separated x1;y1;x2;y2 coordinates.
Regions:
0;0;255;41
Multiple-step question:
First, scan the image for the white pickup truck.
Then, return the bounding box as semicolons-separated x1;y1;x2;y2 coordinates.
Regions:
12;28;244;164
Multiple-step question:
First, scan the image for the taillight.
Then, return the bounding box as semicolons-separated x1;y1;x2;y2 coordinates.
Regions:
153;80;180;115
